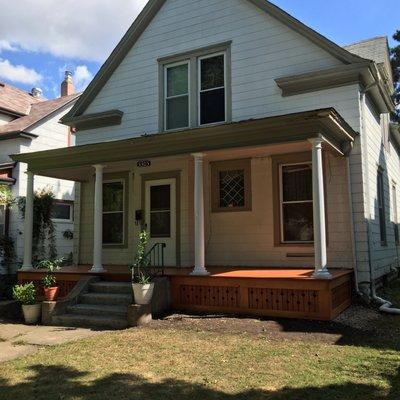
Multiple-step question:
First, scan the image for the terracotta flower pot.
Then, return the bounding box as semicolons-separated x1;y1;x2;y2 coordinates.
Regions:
44;286;60;301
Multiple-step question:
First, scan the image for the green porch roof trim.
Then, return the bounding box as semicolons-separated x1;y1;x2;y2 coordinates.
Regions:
61;0;366;123
62;109;124;131
11;109;357;177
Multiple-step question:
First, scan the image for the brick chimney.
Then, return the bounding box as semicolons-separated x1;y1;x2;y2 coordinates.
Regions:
61;71;75;97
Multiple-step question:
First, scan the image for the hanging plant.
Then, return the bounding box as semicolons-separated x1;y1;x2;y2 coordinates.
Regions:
18;186;57;261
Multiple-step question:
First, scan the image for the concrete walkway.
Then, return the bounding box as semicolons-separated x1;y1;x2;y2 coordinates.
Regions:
0;320;109;363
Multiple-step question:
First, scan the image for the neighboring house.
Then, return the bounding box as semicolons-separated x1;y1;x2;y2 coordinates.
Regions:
0;73;80;271
12;0;400;323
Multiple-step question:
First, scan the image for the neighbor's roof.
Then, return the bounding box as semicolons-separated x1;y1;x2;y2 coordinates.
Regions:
0;82;44;116
343;36;393;87
0;93;81;139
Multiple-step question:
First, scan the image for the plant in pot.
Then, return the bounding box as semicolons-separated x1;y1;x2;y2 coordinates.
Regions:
12;282;41;325
36;258;64;301
131;230;155;305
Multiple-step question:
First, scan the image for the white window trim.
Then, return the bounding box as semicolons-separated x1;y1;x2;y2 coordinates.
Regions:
164;60;190;131
198;51;227;127
52;201;74;223
102;179;125;246
279;162;313;244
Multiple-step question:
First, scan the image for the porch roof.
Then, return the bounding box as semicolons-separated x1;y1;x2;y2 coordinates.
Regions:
10;108;357;181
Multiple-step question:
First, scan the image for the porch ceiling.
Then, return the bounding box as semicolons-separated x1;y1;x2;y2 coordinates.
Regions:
10;108;357;181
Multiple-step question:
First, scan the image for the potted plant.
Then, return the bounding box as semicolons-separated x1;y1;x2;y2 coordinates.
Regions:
12;282;41;324
37;258;64;301
131;230;155;305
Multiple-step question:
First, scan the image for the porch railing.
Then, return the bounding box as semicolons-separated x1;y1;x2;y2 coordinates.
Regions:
144;242;166;276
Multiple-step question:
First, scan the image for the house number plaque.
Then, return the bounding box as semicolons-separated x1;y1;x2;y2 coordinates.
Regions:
137;160;152;168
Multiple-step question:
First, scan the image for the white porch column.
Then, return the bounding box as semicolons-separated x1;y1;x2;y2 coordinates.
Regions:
21;171;34;270
309;138;332;279
191;153;209;276
90;164;105;273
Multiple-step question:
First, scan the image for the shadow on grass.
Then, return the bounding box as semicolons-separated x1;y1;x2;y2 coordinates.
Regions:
0;364;399;400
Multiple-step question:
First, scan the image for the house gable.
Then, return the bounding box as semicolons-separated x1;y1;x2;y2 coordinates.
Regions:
67;0;368;143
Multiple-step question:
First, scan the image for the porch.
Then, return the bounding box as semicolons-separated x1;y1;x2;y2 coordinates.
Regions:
12;108;357;321
18;265;353;321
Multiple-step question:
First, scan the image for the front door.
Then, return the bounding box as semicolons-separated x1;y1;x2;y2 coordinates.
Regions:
145;179;177;266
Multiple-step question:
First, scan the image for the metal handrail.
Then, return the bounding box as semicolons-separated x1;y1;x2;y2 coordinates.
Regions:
144;242;166;275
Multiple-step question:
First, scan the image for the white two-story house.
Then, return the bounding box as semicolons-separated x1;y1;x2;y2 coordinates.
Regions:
12;0;400;323
0;73;79;272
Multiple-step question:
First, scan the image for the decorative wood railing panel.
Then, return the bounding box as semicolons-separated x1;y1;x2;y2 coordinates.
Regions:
332;281;352;310
179;285;240;308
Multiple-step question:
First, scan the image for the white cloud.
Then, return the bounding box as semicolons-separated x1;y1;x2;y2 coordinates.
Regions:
0;40;18;53
0;0;149;62
73;65;94;91
0;59;42;84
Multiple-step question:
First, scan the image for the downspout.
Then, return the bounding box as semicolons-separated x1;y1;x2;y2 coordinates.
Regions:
360;83;400;314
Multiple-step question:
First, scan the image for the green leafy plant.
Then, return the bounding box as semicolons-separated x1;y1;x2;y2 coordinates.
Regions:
43;274;56;289
18;187;57;261
0;185;14;206
131;230;153;284
63;229;73;240
12;282;37;305
36;258;64;289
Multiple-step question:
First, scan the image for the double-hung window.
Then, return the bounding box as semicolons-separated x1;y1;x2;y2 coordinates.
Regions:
162;44;229;131
377;169;387;245
103;180;125;245
165;61;189;130
199;53;226;125
280;163;314;243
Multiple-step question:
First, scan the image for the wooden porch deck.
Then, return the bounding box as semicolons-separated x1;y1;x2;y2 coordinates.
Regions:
18;266;353;321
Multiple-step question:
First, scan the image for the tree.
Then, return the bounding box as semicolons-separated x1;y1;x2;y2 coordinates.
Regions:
391;30;400;122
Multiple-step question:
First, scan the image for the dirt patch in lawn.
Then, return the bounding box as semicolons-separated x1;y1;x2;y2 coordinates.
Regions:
150;302;399;349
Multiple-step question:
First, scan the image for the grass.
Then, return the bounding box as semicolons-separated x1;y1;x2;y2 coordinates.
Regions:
0;325;399;400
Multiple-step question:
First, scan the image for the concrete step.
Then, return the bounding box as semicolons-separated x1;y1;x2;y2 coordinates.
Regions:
79;292;132;306
89;281;132;295
52;314;128;330
67;304;128;318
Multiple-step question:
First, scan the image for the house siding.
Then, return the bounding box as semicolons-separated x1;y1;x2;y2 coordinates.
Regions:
76;0;346;145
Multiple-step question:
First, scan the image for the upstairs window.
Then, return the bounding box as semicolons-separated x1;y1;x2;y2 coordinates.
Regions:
165;61;189;130
377;169;387;245
199;53;226;125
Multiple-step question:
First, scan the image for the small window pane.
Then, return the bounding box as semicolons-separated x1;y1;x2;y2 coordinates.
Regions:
103;213;123;244
103;182;123;212
150;212;171;238
167;64;188;97
151;185;170;211
283;203;314;242
219;169;245;208
282;165;312;202
201;55;224;90
166;96;189;130
200;88;225;125
52;203;71;220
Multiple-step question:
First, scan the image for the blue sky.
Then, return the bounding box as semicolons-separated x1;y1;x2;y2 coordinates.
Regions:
0;0;398;99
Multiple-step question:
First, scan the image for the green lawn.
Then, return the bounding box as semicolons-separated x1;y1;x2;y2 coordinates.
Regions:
0;282;400;400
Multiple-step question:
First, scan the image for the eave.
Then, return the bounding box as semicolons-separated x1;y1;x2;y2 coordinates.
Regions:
11;108;357;181
0;131;38;141
61;109;124;131
275;62;395;114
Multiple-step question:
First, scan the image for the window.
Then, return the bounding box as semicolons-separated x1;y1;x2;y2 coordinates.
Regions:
150;185;171;238
211;159;251;212
0;204;5;235
392;183;399;245
377;169;387;245
160;42;231;131
280;163;314;243
103;180;124;245
52;201;73;222
199;53;226;125
164;61;189;130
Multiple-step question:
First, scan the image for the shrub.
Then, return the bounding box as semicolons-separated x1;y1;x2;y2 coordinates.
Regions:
12;282;37;305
